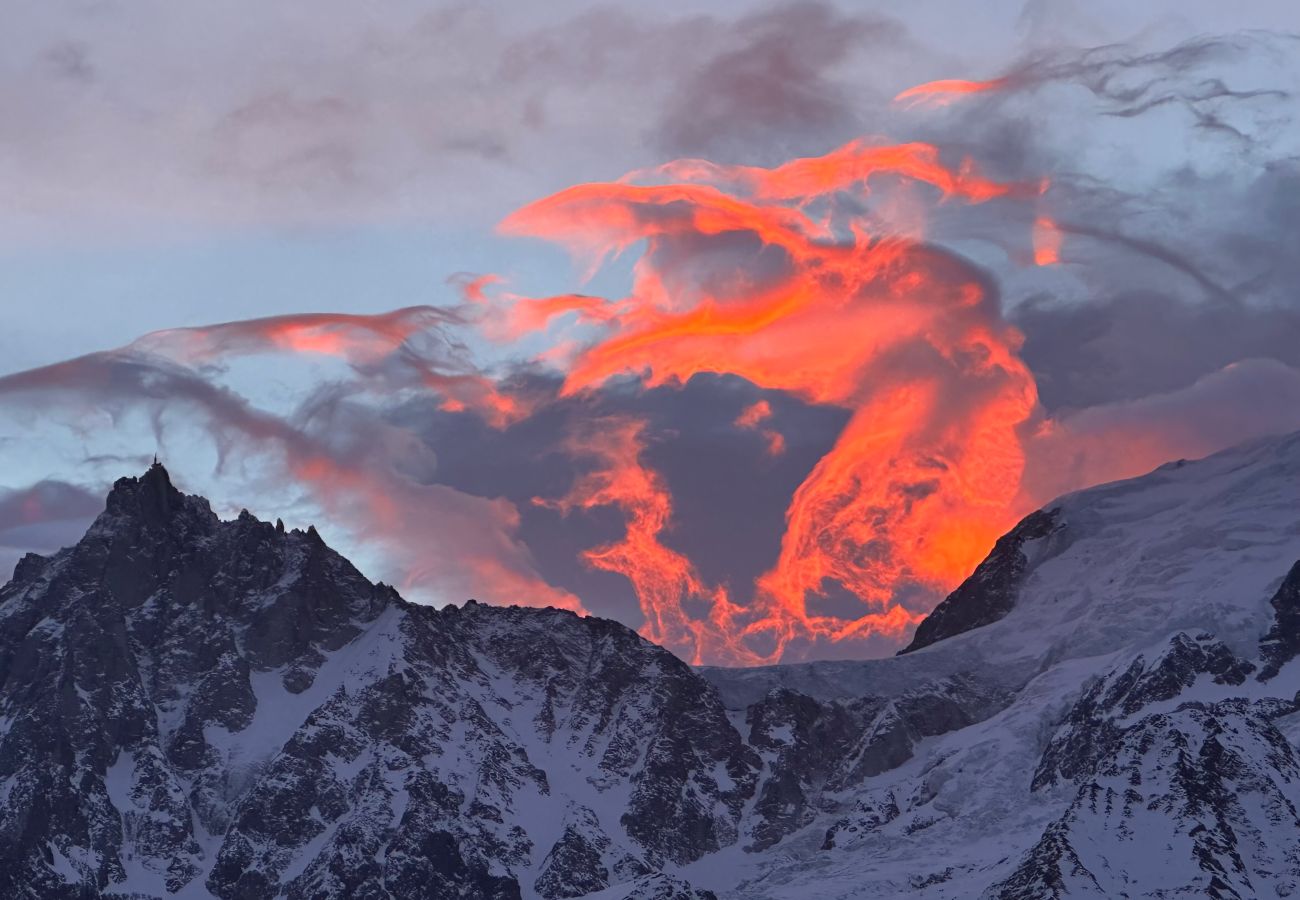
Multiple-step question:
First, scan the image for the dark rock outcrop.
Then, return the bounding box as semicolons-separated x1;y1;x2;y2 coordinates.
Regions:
996;700;1300;899
1257;560;1300;681
900;508;1065;654
739;673;1009;850
1033;632;1255;790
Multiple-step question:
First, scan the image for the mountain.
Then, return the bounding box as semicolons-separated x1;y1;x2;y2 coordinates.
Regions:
699;429;1300;898
1;429;1299;899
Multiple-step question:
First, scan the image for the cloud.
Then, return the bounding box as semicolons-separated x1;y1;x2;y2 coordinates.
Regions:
1004;158;1300;416
1017;288;1300;412
0;2;908;238
899;33;1294;117
1021;358;1300;504
886;30;1300;421
0;313;582;613
132;305;524;426
482;29;1300;660
396;371;848;657
497;136;1042;662
651;2;901;162
0;479;103;579
4;7;1300;665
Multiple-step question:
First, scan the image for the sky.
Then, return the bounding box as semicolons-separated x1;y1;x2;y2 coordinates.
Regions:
2;0;1299;664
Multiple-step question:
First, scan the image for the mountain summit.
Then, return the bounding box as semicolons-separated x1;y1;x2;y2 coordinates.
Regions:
3;433;1300;898
0;464;748;900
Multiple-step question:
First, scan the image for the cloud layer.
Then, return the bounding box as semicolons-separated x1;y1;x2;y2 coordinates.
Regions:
2;2;1299;663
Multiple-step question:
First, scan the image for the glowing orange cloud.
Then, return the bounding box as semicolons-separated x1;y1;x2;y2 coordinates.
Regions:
466;286;620;342
735;400;785;456
894;77;1011;107
536;417;752;663
504;139;1040;663
1033;215;1063;266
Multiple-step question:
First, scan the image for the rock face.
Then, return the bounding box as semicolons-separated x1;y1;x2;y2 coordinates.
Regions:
898;508;1064;654
0;464;394;899
740;674;1008;851
1258;560;1300;681
1031;631;1256;791
997;694;1300;899
5;428;1300;899
992;631;1300;897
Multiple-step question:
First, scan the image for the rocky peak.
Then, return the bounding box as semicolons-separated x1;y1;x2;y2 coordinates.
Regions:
9;552;47;585
5;464;395;678
103;461;187;528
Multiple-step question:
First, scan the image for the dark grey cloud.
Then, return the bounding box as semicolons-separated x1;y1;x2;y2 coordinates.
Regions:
652;2;901;162
1043;34;1292;117
2;2;914;233
392;371;847;627
903;33;1298;187
1007;155;1300;413
42;41;94;83
877;31;1300;417
0;479;103;579
1018;289;1300;412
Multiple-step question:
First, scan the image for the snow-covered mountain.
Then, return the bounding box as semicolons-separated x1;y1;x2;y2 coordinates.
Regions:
698;429;1300;898
2;429;1300;899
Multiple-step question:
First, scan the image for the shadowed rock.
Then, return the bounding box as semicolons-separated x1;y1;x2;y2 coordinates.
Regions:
1257;560;1300;681
900;508;1065;654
